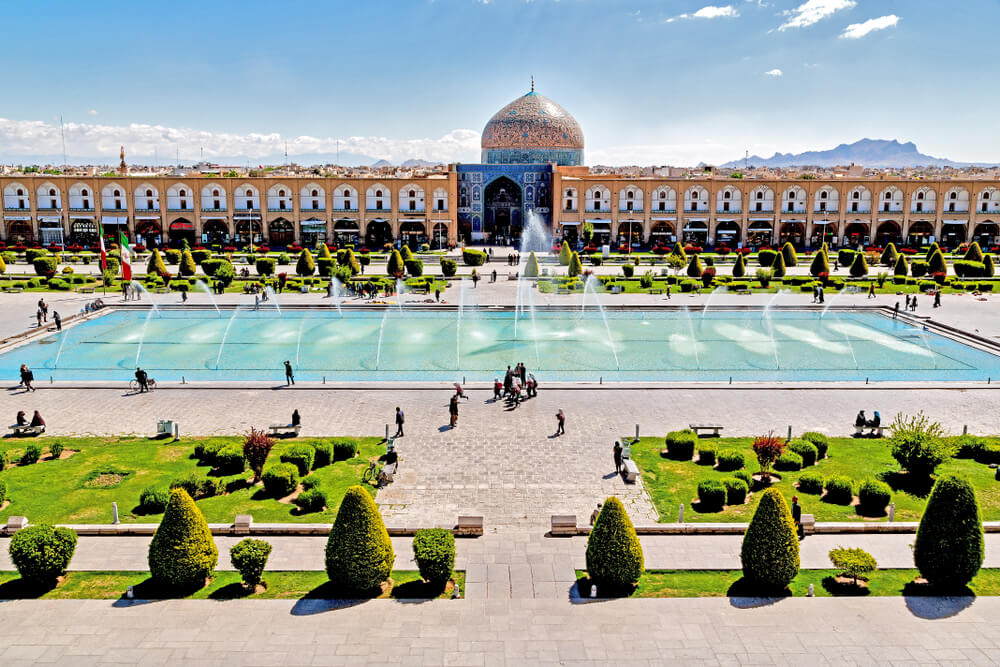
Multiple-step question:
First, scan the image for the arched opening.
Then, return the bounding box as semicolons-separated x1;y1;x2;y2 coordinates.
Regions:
714;221;740;247
906;221;934;248
941;222;967;248
300;219;327;248
875;221;901;248
432;222;448;249
778;222;805;248
268;218;295;247
168;219;196;247
650;222;675;246
366;220;392;248
683;220;708;246
202;220;229;246
399;221;426;250
747;221;772;247
333;220;360;247
616;221;643;249
235;220;263;245
844;222;869;247
7;221;32;245
70;219;99;247
973;222;999;248
810;221;836;246
136;221;163;248
484;177;522;243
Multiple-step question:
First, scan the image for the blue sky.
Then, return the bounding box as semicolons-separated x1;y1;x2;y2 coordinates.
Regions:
0;0;993;165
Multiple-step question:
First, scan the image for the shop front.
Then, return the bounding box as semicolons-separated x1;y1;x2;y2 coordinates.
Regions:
941;220;967;248
135;218;163;248
70;218;99;247
38;217;64;248
399;220;426;249
300;219;328;249
235;217;263;245
5;216;32;245
201;219;229;246
714;220;739;248
747;220;773;248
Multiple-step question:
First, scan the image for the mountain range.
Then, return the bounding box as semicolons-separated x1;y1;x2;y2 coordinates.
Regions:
720;139;998;169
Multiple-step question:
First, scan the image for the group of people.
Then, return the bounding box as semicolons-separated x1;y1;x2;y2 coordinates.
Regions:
18;364;36;392
505;253;521;266
494;363;537;407
121;283;143;301
13;410;45;431
855;409;881;431
83;299;106;313
811;286;826;304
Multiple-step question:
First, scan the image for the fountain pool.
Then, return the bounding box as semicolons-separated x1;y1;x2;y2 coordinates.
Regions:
8;307;998;383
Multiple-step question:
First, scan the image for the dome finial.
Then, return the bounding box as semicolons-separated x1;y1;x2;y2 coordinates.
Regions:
530;75;534;93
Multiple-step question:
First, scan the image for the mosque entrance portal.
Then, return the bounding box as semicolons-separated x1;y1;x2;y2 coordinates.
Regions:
484;177;522;243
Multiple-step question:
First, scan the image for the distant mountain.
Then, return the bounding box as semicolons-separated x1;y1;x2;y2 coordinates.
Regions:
370;158;441;168
720;139;998;169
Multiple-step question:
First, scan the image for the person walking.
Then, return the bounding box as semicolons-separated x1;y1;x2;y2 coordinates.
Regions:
491;269;497;283
904;294;911;310
435;287;441;303
893;301;900;320
525;373;536;398
39;298;48;322
503;365;513;398
283;360;295;386
934;290;941;308
911;295;918;312
519;362;527;386
812;285;819;303
449;394;459;428
493;377;502;401
791;495;803;539
818;286;825;304
181;290;188;303
472;271;479;288
53;311;61;331
613;440;623;474
21;364;35;392
555;409;566;436
135;367;149;393
36;308;42;328
867;282;876;299
394;406;404;437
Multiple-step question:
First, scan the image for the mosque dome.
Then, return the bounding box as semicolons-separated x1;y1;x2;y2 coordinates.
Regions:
480;88;584;165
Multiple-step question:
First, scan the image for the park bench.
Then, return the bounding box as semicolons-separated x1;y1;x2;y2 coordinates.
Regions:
410;285;430;294
155;288;169;294
76;286;95;294
735;289;751;295
852;424;886;438
621;458;640;483
800;513;816;536
550;515;578;536
8;424;44;437
556;288;571;295
268;423;301;437
609;285;623;294
689;424;724;438
3;286;23;293
454;515;484;536
648;288;663;295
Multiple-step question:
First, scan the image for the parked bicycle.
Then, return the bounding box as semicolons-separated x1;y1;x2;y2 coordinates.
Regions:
129;378;156;392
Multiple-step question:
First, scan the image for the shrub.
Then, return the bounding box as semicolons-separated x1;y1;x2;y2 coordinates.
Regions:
568;251;582;277
753;432;785;479
404;258;424;277
857;479;891;513
697;479;726;510
837;249;855;267
255;257;276;276
179;250;197;276
33;256;58;277
243;427;276;484
139;487;169;513
280;444;315;477
148;488;218;589
214;261;235;287
325;485;394;591
881;243;898;266
954;434;986;459
8;525;77;585
809;251;830;277
214;445;245;475
316;258;335;277
295;249;315;277
733;469;752;487
312;441;332;468
914;474;984;588
732;252;746;278
964;241;984;262
440;257;458;277
787;439;818;467
262;462;299;497
740;488;799;590
293;488;327;513
781;242;797;267
797;472;824;494
331;438;358;461
829;547;877;585
163;248;180;265
462;248;487;266
230;538;272;589
716;449;745;471
800;432;829;459
21;444;42;465
639;270;653;288
585;496;644;590
849;252;868;278
686;255;703;278
889;411;951;478
412;528;456;586
954;260;986;278
985;255;995;278
191;248;211;264
928;249;947;275
589;253;603;266
696;446;716;465
664;429;697;460
386;249;405;277
824;475;854;504
194;441;223;465
757;249;777;267
894;254;909;277
0;478;5;504
775;451;803;471
911;260;928;277
621;264;634;278
25;248;48;263
724;478;749;505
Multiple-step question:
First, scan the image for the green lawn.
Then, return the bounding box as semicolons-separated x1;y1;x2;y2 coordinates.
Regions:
0;436;384;524
630;436;1000;523
0;570;464;600
576;569;1000;597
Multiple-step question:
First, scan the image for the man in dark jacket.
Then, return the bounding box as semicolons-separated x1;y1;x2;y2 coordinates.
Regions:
791;495;803;539
394;407;404;437
613;441;623;474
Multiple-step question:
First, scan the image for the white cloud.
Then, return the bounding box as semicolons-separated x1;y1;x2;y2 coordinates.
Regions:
87;109;98;116
840;14;900;39
667;5;738;22
0;117;482;164
764;68;783;77
777;0;855;31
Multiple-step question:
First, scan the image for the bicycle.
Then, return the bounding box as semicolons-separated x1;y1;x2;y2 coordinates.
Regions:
129;378;156;392
362;458;384;486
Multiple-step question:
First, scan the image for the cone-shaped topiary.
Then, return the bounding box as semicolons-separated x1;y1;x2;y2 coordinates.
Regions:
401;245;414;262
345;248;361;276
568;251;582;277
914;474;984;589
325;485;394;591
740;487;800;590
147;248;167;276
179;249;197;277
771;249;787;278
317;243;332;260
985;254;996;278
881;243;898;266
387;249;405;277
927;248;947;275
558;241;572;266
732;252;746;278
809;250;829;277
925;241;940;261
524;251;540;277
686;254;703;278
0;253;7;274
894;253;909;277
781;242;797;267
148;488;218;589
670;243;688;264
819;241;829;256
964;241;984;262
849;251;868;277
585;496;644;590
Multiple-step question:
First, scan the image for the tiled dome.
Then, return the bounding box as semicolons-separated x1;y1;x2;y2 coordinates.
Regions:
481;91;584;151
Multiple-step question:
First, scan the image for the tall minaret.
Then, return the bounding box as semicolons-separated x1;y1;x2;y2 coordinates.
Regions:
119;146;127;175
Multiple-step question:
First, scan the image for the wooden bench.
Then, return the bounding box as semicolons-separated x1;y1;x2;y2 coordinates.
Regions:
556;288;571;295
76;287;95;294
268;423;301;437
8;424;44;437
155;288;169;294
3;286;23;293
736;289;751;295
550;515;578;536
621;458;640;483
648;288;663;295
852;424;886;438
689;424;724;438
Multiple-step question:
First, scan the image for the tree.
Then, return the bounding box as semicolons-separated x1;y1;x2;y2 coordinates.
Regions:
924;241;940;260
964;241;984;262
581;222;594;246
686;254;703;278
809;250;830;277
179;249;197;277
732;252;746;278
585;496;644;590
243;427;276;484
894;253;909;277
914;474;984;589
412;528;455;586
670;243;688;264
740;487;799;590
0;253;6;274
387;249;405;277
771;250;787;278
147;248;167;276
524;251;540;277
568;251;582;277
927;248;947;275
317;243;332;260
880;242;898;266
752;432;785;480
148;488;218;590
889;411;952;478
558;241;572;266
781;242;797;267
849;251;868;278
345;249;361;276
986;254;996;278
296;248;315;276
828;547;877;586
401;245;414;262
325;485;394;591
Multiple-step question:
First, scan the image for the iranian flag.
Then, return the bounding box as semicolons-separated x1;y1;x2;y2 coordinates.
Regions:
119;232;132;281
98;222;107;272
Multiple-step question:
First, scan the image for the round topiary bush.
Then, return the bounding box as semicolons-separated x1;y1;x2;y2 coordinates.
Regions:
194;441;224;466
325;485;394;591
733;469;752;488
279;445;315;477
697;479;726;511
8;524;77;585
331;438;359;461
724;478;748;505
292;488;327;513
716;449;745;471
139;487;169;513
230;538;272;589
262;462;300;498
148;488;218;590
774;451;803;471
787;439;818;467
585;496;644;591
664;429;697;461
914;474;984;589
801;432;829;459
412;527;456;586
824;475;854;504
797;472;825;495
214;445;245;475
312;442;333;468
697;446;716;466
740;488;799;590
857;479;891;514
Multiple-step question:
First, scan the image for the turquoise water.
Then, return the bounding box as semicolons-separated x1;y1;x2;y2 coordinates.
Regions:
7;308;997;383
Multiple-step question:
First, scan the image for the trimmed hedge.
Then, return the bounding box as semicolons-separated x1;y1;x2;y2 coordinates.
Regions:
740;488;799;590
914;474;984;588
797;472;824;494
412;527;456;586
585;496;644;590
440;258;458;277
774;451;803;471
8;524;77;585
293;488;327;513
325;485;394;591
280;445;315;477
664;429;697;460
262;462;300;498
857;479;891;514
715;449;745;471
696;446;716;465
462;248;487;266
21;444;42;465
697;479;726;510
139;487;169;513
824;475;853;504
331;438;358;461
313;442;332;468
724;478;748;505
148;488;218;589
787;439;818;467
800;432;829;459
214;445;245;475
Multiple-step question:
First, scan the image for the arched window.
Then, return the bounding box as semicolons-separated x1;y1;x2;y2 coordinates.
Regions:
16;188;23;196
409;190;415;197
311;189;318;197
627;191;634;200
376;190;382;197
917;192;924;200
278;190;285;196
985;192;991;200
343;189;350;197
820;191;828;199
179;189;185;197
951;192;958;199
213;189;219;197
724;191;731;199
82;189;89;196
853;191;860;199
49;189;56;196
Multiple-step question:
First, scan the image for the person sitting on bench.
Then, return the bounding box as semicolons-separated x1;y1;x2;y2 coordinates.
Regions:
867;411;881;429
291;409;301;427
30;410;45;430
855;410;866;428
15;410;26;427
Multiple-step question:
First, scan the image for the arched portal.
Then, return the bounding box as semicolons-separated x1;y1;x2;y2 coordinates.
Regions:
168;219;196;247
484;177;522;242
202;220;229;246
366;220;392;249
